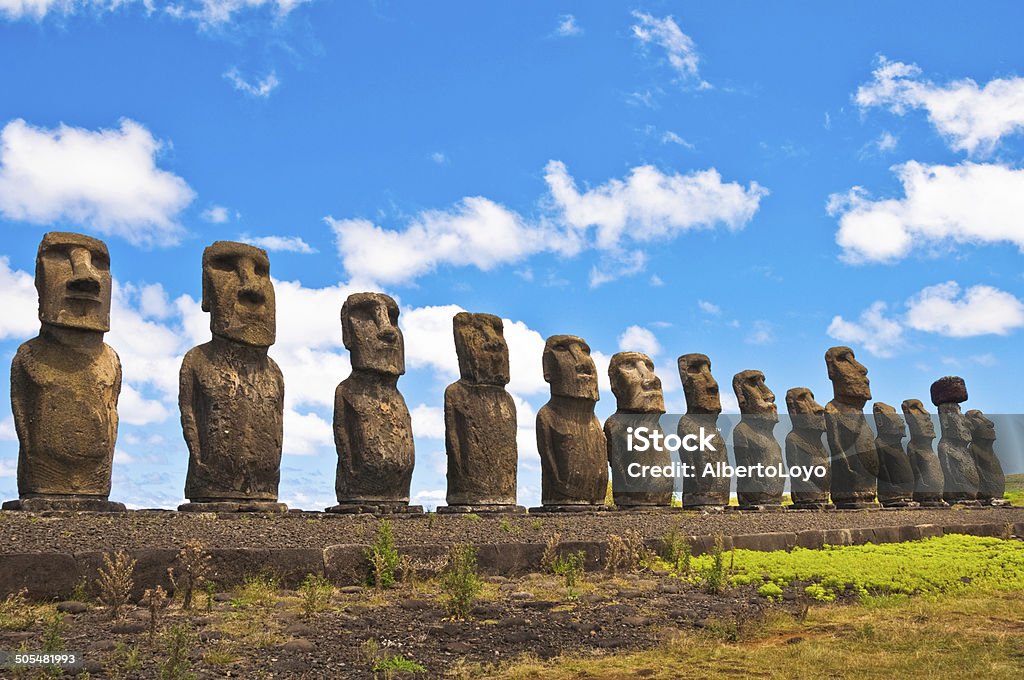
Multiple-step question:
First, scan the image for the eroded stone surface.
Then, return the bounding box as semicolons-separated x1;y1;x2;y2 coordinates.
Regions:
731;370;783;509
872;403;916;507
677;354;729;509
537;335;607;507
966;409;1005;505
784;388;831;509
9;232;124;511
444;312;519;509
332;293;415;511
180;241;285;509
824;346;879;508
930;376;980;504
901;399;946;507
605;352;671;508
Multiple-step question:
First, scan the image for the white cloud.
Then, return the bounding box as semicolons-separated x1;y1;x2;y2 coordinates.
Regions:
630;11;709;89
1;0;309;25
223;68;280;98
745;320;776;345
503;319;547;395
118;383;171;426
698;299;720;315
588;249;646;287
401;304;463;381
649;274;664;286
0;456;15;477
876;131;898;152
856;56;1024;155
411;404;444;439
240;234;316;254
905;281;1024;337
430;151;447;165
829;161;1024;263
282;409;332;456
201;205;230;223
554;13;581;37
0;119;195;246
0;417;15;441
617;325;660;356
661;131;694;149
827;301;905;358
0;0;125;20
138;283;173;319
0;256;38;340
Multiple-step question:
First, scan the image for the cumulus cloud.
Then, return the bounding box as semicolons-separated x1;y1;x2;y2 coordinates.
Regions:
827;301;905;358
697;299;721;315
617;325;660;356
905;281;1024;337
829;161;1024;263
411;404;445;439
0;257;38;340
554;13;581;37
1;0;310;27
201;205;230;223
0;118;195;246
328;161;765;287
240;234;316;254
630;10;709;89
223;68;280;98
745;320;775;345
856;56;1024;155
0;417;15;441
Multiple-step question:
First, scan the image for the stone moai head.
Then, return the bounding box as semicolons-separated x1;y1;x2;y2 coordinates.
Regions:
342;292;405;375
609;351;665;414
678;353;721;415
202;241;276;347
966;409;996;442
825;345;871;405
786;387;825;432
902;399;936;439
873;402;906;438
733;370;778;422
453;312;509;386
543;335;598;401
35;231;112;333
930;376;968;406
930;375;971;440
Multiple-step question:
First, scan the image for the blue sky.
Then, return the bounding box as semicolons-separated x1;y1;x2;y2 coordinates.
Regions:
2;1;1023;509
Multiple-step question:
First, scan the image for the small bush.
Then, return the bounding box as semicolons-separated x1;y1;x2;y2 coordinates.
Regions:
605;530;652;574
440;545;483;619
98;550;137;620
702;535;728;595
757;582;784;601
0;590;36;631
299;573;333;617
167;540;211;611
233;573;279;608
41;610;65;652
553;550;586;599
367;519;401;589
540;532;561;573
159;623;195;680
372;653;427;675
144;585;169;644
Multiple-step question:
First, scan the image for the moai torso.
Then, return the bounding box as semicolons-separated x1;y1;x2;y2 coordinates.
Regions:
872;403;915;506
677;354;729;508
784;388;830;507
824;346;879;507
537;335;607;506
11;232;121;502
732;370;783;508
604;352;671;507
931;377;980;503
179;241;284;504
966;410;1005;504
334;293;415;505
443;311;518;507
901;399;945;505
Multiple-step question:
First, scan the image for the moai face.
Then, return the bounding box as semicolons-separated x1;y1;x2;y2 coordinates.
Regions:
342;292;405;375
966;409;996;442
902;399;936;438
543;335;598;401
35;232;112;333
609;351;665;413
786;387;825;431
733;370;778;422
202;241;276;347
825;346;871;404
453;312;509;386
678;353;721;415
930;376;968;406
873;402;906;437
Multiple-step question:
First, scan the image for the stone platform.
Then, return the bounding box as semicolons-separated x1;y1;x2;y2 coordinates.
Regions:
1;506;1021;600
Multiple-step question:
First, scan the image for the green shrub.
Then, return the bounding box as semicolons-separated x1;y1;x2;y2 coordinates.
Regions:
367;519;401;589
440;545;482;619
299;573;334;617
757;582;784;601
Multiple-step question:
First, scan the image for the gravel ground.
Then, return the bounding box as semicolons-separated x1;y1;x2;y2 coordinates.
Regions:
1;506;1021;554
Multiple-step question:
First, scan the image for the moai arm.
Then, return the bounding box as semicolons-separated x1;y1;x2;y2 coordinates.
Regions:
536;410;563;488
10;348;31;454
333;383;354;480
178;353;202;469
824;403;854;477
443;384;465;476
110;348;122;446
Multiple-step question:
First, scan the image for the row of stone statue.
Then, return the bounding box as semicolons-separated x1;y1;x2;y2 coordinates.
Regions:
2;233;1008;513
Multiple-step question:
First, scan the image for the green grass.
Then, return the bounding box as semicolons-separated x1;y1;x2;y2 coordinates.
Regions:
1004;473;1024;506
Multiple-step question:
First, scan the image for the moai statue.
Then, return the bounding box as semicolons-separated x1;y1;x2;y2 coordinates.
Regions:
930;376;980;505
901;399;946;507
872;403;917;507
731;370;784;509
440;312;522;513
677;354;729;510
605;352;672;508
330;293;419;514
824;346;879;508
784;388;831;510
179;241;286;512
535;335;608;510
4;232;125;512
966;409;1007;506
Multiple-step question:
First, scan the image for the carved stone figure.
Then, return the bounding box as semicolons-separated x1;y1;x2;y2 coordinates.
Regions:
784;388;831;509
824;346;879;508
966;409;1006;506
535;335;607;510
872;403;917;507
901;399;946;507
4;232;125;512
930;376;980;505
179;241;286;512
604;352;672;508
330;293;419;514
677;353;729;509
731;370;784;509
440;312;521;513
